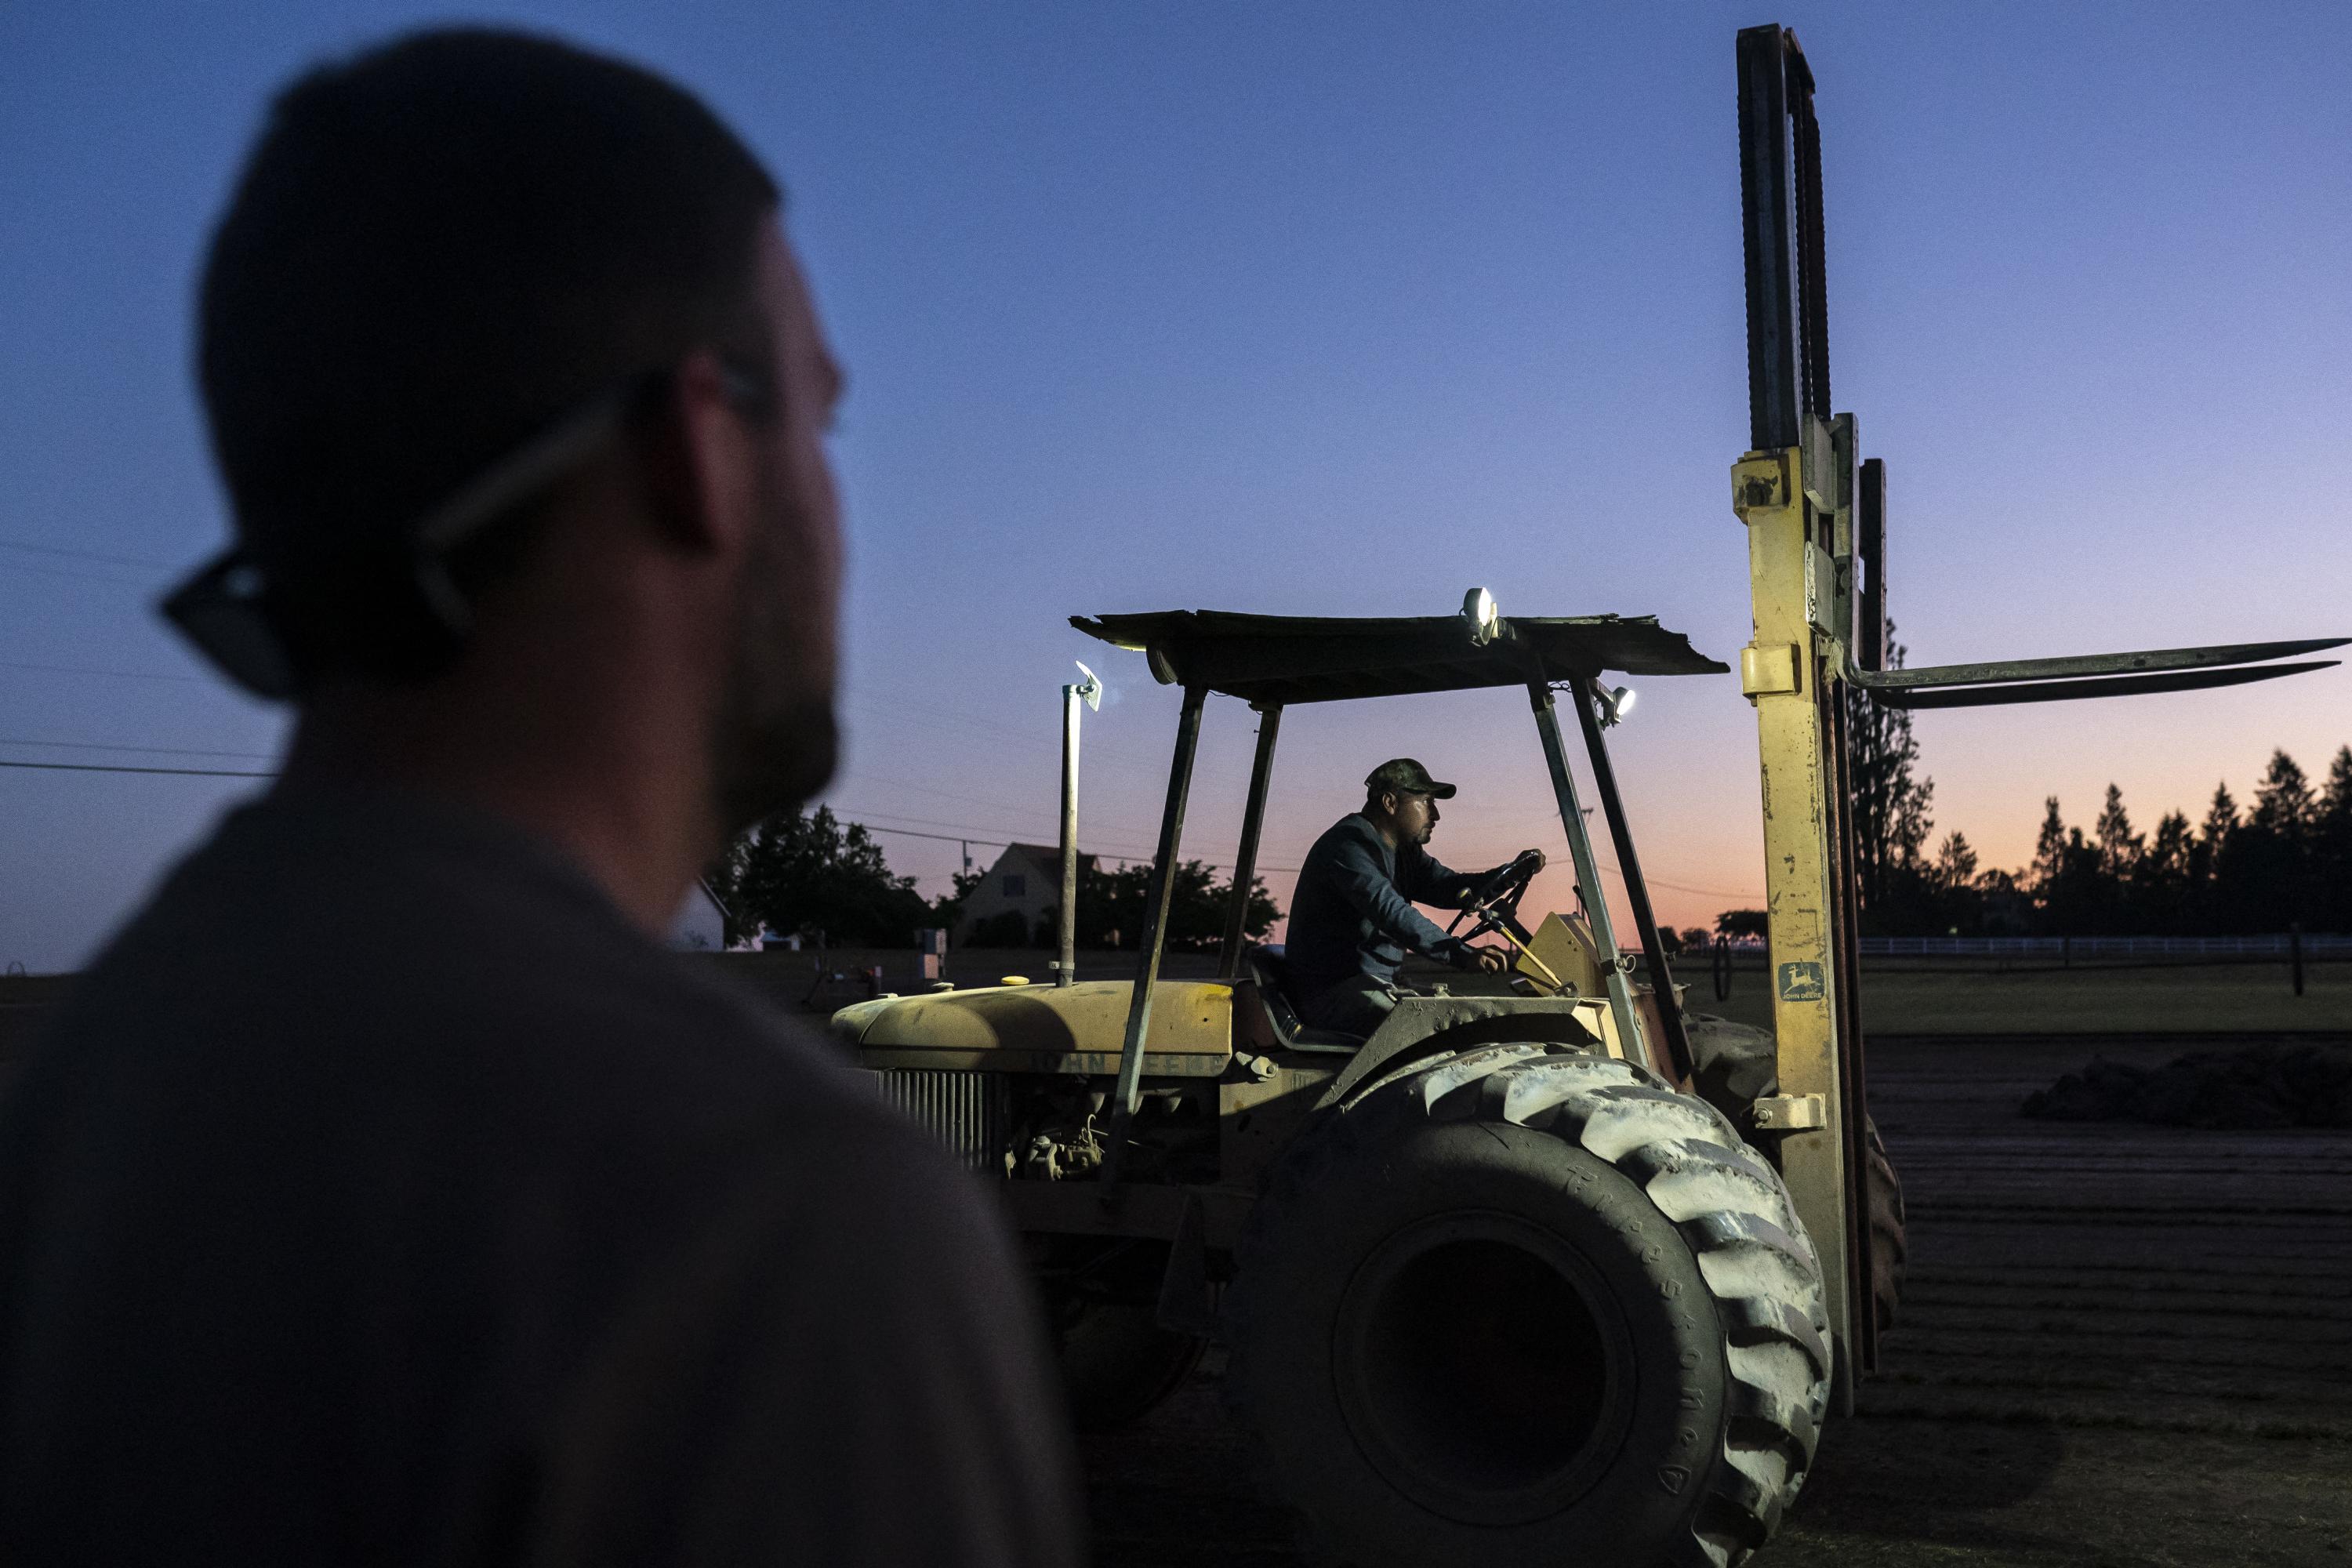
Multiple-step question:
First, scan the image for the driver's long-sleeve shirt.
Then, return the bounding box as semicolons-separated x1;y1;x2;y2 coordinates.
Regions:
1283;813;1494;1000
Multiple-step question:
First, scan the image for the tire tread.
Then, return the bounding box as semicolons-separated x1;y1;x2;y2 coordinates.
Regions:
1225;1048;1831;1568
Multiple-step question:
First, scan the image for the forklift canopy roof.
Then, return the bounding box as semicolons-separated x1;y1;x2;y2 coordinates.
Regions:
1070;611;1726;706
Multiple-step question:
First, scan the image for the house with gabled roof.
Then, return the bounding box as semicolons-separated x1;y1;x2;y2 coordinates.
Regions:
954;842;1094;946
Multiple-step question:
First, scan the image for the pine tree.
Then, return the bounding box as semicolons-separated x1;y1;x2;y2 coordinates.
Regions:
2189;782;2236;884
1845;619;1934;923
1925;830;1980;934
2031;797;2067;891
2201;781;2239;843
2321;746;2352;931
2187;782;2239;931
2139;811;2195;932
2323;746;2352;824
2037;823;2111;934
2249;750;2317;840
2143;811;2193;877
2223;750;2321;931
1932;830;1979;890
2092;783;2142;878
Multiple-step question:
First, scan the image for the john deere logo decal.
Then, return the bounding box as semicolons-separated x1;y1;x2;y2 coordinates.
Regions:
1777;961;1825;1002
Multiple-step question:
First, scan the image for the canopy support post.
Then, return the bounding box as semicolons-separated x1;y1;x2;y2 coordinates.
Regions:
1528;681;1649;1069
1218;704;1283;981
1568;679;1697;1082
1102;684;1207;1194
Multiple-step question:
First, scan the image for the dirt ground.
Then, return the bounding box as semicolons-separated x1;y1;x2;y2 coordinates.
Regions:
1080;1034;2352;1566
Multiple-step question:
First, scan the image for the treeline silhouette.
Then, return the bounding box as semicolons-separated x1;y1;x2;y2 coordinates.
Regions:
1861;745;2352;938
709;806;1281;950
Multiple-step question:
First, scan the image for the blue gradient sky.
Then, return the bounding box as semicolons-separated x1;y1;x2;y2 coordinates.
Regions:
4;2;2347;972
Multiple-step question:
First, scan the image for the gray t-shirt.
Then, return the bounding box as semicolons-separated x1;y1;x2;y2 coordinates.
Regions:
0;786;1083;1566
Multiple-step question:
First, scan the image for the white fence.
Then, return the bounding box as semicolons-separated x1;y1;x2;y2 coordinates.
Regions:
1855;934;2351;959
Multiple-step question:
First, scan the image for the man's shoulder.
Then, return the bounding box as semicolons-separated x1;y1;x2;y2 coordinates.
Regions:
1305;812;1379;860
27;793;874;1142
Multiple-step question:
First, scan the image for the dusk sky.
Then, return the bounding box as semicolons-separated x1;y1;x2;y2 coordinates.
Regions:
4;2;2347;973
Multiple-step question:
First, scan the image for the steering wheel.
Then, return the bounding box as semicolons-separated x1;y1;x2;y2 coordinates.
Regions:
1446;850;1544;945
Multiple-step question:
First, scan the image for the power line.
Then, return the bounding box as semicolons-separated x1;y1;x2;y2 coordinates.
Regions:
0;754;1290;875
1610;866;1763;901
836;769;1095;824
846;815;1301;878
837;803;1167;862
0;536;180;571
0;659;205;684
0;736;278;760
0;747;1155;861
839;674;1188;764
850;822;1004;849
1;558;162;589
848;697;1759;898
0;754;1739;899
0;651;1760;897
0;759;271;779
2;766;1699;897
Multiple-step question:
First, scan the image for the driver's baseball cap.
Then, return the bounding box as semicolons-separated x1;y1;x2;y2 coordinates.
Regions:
1366;758;1455;800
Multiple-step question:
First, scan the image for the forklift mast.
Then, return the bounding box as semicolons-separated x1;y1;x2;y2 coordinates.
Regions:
1730;24;2343;1408
1731;22;1876;1404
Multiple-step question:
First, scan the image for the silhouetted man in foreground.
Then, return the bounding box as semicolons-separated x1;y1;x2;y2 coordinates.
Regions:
0;29;1081;1566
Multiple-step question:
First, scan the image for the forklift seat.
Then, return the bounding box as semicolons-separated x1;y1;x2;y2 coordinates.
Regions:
1243;946;1363;1053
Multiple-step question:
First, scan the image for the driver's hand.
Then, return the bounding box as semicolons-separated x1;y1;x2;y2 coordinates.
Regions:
1472;946;1513;975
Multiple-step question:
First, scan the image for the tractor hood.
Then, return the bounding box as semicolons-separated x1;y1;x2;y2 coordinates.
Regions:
833;979;1236;1079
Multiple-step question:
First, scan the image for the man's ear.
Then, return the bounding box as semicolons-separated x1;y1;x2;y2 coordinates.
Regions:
641;350;760;556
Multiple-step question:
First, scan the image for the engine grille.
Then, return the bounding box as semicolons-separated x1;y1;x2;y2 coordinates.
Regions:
869;1069;1012;1174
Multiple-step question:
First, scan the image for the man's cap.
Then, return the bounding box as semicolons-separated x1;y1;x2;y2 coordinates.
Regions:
1366;758;1455;800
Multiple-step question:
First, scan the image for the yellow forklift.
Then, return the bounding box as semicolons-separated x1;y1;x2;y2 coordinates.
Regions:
828;24;2343;1566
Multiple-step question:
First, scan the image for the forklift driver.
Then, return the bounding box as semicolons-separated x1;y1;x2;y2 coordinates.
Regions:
1283;758;1545;1040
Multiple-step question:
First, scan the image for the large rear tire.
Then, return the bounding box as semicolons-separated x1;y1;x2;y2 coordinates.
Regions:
1224;1045;1831;1568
